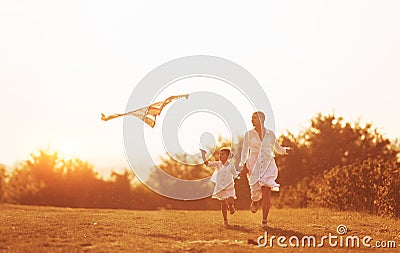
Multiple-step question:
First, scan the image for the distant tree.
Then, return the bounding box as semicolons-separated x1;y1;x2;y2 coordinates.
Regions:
147;136;251;209
61;158;102;207
156;153;210;180
6;149;135;208
0;164;6;203
107;170;135;208
7;149;62;204
274;113;399;213
7;152;47;204
277;113;399;186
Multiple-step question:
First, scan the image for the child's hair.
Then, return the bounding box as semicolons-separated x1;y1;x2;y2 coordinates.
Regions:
220;147;234;158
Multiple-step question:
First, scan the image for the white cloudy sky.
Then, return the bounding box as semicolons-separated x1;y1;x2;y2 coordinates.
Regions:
1;0;399;177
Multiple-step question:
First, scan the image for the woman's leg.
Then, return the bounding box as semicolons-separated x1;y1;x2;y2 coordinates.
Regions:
250;183;262;213
261;186;271;224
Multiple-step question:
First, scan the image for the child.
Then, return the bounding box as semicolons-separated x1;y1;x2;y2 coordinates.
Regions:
200;147;240;226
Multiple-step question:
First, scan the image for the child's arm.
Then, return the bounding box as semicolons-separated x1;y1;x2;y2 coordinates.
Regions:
200;149;220;168
200;149;209;165
230;164;240;179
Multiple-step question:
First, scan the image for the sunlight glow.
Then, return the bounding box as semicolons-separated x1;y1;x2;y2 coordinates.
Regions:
51;139;81;160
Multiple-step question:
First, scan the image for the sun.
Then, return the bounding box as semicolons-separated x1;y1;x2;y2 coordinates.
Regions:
51;139;81;160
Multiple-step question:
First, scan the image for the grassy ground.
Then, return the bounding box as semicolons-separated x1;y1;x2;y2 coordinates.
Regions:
0;204;399;252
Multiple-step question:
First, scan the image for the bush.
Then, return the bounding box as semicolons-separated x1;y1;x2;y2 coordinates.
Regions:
0;164;6;203
277;113;398;186
275;176;324;209
320;159;399;217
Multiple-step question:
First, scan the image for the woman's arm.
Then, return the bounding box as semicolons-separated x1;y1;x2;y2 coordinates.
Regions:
272;131;289;155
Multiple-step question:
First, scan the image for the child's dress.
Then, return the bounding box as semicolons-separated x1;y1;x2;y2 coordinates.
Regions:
207;161;240;200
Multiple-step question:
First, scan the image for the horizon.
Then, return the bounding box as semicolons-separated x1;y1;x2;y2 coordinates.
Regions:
2;109;398;179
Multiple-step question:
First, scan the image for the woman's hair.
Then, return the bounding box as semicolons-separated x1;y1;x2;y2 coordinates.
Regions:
253;111;265;123
220;147;234;158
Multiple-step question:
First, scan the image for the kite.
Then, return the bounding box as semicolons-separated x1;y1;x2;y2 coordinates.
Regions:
101;94;189;128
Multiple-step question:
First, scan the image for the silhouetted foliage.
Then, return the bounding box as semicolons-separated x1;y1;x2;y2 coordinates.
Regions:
0;164;6;203
277;113;398;186
147;136;251;210
156;153;211;180
2;113;398;216
319;159;399;217
275;113;399;216
6;149;137;209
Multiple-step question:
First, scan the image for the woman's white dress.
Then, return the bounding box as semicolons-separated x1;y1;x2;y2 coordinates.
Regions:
239;128;288;200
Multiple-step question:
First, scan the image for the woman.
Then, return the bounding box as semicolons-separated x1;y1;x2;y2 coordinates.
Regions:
239;111;291;228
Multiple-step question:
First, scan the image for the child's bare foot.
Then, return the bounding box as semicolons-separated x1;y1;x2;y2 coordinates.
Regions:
250;201;258;213
223;220;229;226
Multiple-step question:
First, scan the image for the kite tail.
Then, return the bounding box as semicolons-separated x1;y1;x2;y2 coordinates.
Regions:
101;113;126;121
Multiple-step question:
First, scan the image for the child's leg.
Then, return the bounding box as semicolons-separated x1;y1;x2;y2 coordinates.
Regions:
226;197;235;214
220;200;228;222
226;197;234;206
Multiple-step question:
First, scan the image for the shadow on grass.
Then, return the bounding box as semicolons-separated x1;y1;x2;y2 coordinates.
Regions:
147;233;184;241
226;224;253;233
265;226;309;238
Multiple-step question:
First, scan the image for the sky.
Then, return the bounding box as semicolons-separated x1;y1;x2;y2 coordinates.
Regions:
1;1;399;177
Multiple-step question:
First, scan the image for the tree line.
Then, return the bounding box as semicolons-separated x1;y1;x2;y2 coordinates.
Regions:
0;113;398;216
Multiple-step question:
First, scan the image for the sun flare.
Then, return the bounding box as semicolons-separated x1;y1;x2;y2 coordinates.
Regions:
51;139;81;160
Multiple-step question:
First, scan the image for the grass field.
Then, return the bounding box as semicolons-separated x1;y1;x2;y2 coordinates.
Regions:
0;204;399;252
